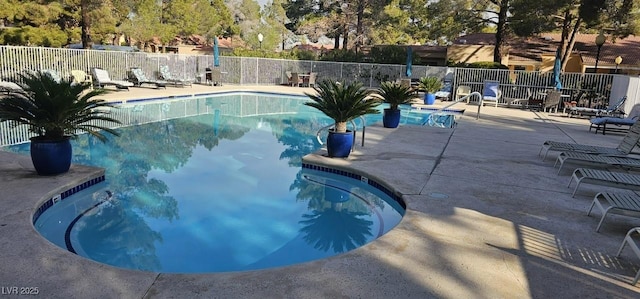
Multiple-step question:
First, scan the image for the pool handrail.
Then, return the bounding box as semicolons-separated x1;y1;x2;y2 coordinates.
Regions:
425;92;482;126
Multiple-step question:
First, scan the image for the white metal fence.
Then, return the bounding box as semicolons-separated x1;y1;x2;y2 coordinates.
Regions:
0;45;628;146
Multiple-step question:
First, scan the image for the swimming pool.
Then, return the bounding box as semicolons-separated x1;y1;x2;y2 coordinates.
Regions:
8;92;439;273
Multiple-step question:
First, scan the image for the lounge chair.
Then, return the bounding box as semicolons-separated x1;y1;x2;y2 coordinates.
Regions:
0;81;23;93
587;191;640;232
616;227;640;285
158;65;192;87
539;119;640;161
555;151;640;174
568;96;626;118
568;168;640;197
41;69;63;83
70;70;93;87
127;67;167;89
590;116;638;135
506;88;532;109
481;80;501;107
91;67;133;90
434;79;452;101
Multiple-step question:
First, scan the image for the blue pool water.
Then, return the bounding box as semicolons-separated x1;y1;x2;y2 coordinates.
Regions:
7;92;440;273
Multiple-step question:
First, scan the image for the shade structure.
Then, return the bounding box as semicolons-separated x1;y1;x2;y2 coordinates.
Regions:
213;37;220;67
553;49;562;90
405;47;412;77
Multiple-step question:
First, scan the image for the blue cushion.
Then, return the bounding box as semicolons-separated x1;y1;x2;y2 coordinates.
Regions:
590;117;635;126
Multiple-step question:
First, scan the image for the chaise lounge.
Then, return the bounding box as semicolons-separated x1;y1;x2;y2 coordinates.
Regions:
568;168;640;197
555;151;640;174
91;67;134;90
127;67;167;89
590;116;638;135
158;65;193;87
587;191;640;232
616;227;640;285
539;119;640;161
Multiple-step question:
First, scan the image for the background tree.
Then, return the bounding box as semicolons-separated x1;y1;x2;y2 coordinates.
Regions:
510;0;640;70
262;0;289;50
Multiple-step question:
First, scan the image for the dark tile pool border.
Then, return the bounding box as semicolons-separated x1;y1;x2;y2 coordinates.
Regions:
302;163;406;210
32;175;106;224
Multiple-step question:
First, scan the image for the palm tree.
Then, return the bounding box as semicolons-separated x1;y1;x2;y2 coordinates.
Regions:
375;81;418;111
304;80;379;133
0;71;121;141
0;70;121;174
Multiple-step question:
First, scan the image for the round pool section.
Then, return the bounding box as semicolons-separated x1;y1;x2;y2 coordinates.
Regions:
22;93;407;273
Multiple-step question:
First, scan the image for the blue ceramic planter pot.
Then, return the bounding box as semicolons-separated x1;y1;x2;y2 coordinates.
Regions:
424;93;436;105
30;137;72;175
382;108;401;128
327;130;354;158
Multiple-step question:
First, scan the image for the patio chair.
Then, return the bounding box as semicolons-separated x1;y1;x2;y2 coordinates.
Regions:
285;71;292;85
539;119;640;161
205;67;222;86
555;151;640;175
91;67;133;90
542;90;562;113
290;72;303;87
70;70;93;87
481;80;501;107
568;168;640;197
158;65;193;87
303;72;317;88
127;67;167;89
456;85;471;103
587;191;640;232
615;227;640;285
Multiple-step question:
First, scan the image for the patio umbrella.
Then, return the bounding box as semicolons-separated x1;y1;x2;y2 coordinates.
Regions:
553;49;562;90
213;37;220;67
405;46;412;77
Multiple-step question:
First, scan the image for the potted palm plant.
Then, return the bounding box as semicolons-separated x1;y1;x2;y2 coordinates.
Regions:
419;76;443;105
374;81;419;128
0;71;121;175
304;80;380;158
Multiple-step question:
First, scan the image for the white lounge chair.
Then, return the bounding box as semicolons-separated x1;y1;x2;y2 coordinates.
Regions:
540;119;640;161
91;67;133;90
587;191;640;232
616;227;640;285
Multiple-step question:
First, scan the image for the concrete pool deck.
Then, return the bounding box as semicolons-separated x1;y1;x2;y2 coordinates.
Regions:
1;84;640;298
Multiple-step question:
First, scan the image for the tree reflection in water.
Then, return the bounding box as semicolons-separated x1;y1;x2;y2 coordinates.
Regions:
14;94;404;272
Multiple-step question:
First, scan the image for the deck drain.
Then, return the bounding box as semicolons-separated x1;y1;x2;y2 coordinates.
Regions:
428;192;449;199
